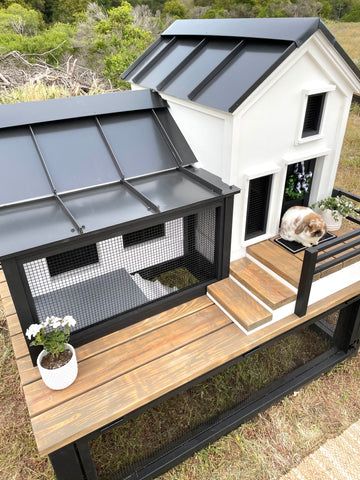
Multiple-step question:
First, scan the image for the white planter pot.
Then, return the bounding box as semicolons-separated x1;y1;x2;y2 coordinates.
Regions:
37;343;78;390
320;209;343;231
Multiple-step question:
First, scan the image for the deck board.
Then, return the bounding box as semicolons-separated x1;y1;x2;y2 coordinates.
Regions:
31;281;360;456
247;240;302;286
1;262;359;459
208;278;272;330
25;305;231;417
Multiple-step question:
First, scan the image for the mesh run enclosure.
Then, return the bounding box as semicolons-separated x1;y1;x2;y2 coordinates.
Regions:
22;207;217;333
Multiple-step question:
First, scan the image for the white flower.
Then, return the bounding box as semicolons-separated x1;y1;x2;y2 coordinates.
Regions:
62;315;76;328
42;317;51;327
25;323;43;340
47;315;62;329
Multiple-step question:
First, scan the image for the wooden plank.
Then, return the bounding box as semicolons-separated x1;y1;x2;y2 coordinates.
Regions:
76;296;212;362
31;281;360;456
2;296;16;316
11;333;29;360
343;248;360;267
9;296;213;386
208;278;272;331
247;240;302;287
25;305;231;417
6;314;22;337
0;282;10;300
230;257;296;309
17;356;40;386
0;270;5;284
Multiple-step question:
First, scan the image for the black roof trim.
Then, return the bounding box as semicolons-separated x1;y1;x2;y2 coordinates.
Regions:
162;18;320;47
0;89;167;129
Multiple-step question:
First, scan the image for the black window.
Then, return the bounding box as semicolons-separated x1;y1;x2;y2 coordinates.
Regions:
123;224;165;248
245;175;272;240
302;93;326;138
47;244;99;277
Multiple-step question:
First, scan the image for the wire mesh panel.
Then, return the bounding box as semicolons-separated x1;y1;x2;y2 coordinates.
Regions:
22;207;217;333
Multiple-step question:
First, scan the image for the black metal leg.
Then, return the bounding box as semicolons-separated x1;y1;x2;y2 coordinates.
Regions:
49;443;86;480
76;436;99;480
334;299;360;352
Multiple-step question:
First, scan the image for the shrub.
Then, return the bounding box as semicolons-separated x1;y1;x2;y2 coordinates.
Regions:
163;0;188;18
0;2;43;35
0;21;75;63
75;2;153;87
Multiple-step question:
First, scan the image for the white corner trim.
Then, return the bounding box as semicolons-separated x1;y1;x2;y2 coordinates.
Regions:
313;31;360;92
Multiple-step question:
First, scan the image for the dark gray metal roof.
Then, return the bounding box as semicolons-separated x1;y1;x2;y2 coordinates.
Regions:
0;89;238;259
123;18;360;113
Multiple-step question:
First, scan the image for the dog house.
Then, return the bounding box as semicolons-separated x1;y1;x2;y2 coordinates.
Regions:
0;89;239;364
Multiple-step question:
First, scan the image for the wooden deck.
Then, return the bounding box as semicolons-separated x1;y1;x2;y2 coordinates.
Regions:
1;269;359;458
248;224;360;287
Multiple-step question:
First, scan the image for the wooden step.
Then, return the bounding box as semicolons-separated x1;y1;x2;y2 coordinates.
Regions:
208;278;272;331
230;257;296;309
247;240;302;287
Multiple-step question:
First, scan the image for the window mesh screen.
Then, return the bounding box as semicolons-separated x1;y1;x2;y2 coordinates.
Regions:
245;175;272;240
302;93;325;137
23;208;217;332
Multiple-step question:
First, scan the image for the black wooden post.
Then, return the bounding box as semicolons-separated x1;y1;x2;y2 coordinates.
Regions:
294;247;318;317
49;444;86;480
215;195;234;279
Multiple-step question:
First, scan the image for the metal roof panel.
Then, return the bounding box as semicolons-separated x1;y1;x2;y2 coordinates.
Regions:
0;198;77;258
99;111;179;178
33;118;121;192
129;170;218;212
0;127;52;205
62;184;152;233
0;90;166;130
194;41;290;111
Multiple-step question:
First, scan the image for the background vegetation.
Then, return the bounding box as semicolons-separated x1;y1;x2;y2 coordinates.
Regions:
0;0;358;91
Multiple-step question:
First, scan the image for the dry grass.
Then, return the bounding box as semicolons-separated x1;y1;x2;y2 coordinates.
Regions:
336;103;360;195
326;21;360;66
0;21;359;480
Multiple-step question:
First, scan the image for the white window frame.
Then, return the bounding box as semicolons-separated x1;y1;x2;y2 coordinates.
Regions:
295;84;336;145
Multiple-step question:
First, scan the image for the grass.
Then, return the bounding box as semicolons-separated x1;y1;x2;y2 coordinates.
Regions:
154;267;198;290
0;21;359;480
91;328;330;479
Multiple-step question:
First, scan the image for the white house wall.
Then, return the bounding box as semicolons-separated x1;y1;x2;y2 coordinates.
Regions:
157;95;234;184
229;33;354;260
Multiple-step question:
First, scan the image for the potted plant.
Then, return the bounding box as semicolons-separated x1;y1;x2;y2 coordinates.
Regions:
26;315;78;390
313;196;359;231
